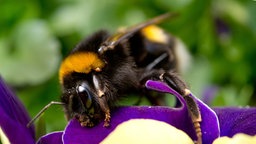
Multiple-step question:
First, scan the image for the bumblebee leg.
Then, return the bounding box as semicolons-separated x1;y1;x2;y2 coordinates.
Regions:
78;114;94;127
103;109;111;127
140;71;202;143
160;72;202;144
139;70;167;105
98;97;111;127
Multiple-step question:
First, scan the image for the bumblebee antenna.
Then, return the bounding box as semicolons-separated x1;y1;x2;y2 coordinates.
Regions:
98;12;178;55
27;101;65;128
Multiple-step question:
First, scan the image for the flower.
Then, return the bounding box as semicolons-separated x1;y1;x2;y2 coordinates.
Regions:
38;80;256;144
213;133;256;144
100;119;194;144
37;132;63;144
0;77;35;144
213;107;256;137
1;76;255;144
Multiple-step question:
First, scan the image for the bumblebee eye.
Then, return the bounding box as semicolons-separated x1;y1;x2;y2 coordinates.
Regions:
76;82;93;109
77;85;86;93
76;82;88;93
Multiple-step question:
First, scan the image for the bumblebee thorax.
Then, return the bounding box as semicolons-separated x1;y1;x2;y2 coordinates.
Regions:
59;52;105;83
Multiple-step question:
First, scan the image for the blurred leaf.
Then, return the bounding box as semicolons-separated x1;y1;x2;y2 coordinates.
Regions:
50;3;90;36
184;57;212;98
0;1;40;35
197;8;216;57
213;84;253;106
156;0;193;10
36;116;46;140
213;86;237;106
247;1;256;34
0;20;61;86
238;85;253;106
17;77;66;132
214;0;249;26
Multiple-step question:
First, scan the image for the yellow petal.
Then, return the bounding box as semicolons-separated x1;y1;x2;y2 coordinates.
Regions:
0;128;10;144
100;119;194;144
213;133;256;144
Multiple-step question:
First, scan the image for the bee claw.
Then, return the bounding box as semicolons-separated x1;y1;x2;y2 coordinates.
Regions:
77;114;95;127
103;110;111;127
80;120;94;127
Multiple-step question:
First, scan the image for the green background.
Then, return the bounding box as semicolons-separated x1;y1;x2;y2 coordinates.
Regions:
1;0;256;139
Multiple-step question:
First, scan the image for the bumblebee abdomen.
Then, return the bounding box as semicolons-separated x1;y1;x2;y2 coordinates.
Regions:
128;25;176;70
141;25;169;44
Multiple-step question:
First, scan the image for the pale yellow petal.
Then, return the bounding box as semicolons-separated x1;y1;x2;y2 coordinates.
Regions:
0;127;10;144
213;133;256;144
101;119;194;144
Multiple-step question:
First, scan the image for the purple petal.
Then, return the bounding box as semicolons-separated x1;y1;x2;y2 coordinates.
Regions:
213;107;256;137
147;80;220;144
37;131;63;144
0;77;35;143
0;107;35;144
63;80;219;144
64;106;194;144
0;77;34;130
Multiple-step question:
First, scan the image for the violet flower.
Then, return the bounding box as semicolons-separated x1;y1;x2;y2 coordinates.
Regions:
37;80;256;144
0;77;35;144
0;76;255;144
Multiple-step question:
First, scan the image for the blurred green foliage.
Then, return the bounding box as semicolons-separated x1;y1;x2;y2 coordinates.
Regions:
1;0;256;137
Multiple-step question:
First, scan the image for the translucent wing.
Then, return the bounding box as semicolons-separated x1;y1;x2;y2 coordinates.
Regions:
98;12;178;55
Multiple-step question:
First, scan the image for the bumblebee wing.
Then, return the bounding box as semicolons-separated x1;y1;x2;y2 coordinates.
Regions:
98;12;178;55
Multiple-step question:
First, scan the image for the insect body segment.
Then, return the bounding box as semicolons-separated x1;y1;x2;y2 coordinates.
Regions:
141;25;169;44
59;52;105;84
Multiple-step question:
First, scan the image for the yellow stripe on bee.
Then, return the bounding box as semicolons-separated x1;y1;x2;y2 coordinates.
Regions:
59;52;105;83
141;25;168;44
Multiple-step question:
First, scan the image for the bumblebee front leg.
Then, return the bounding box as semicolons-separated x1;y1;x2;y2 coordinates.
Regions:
160;72;202;144
98;97;111;127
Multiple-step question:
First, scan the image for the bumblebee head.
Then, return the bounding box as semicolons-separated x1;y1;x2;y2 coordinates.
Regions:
59;62;110;124
58;31;110;121
58;29;133;124
60;77;104;123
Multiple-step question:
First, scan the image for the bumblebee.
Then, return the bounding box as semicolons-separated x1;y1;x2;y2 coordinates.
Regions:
59;13;202;143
